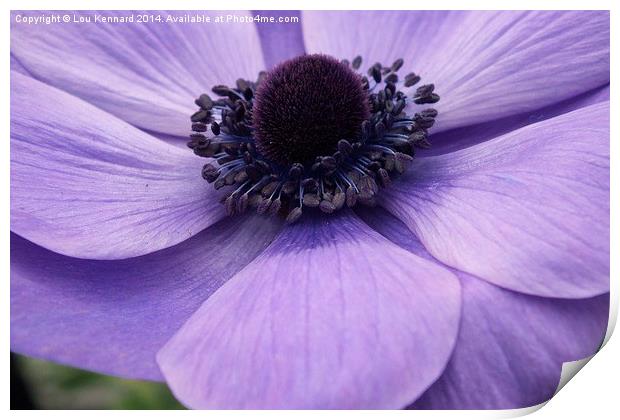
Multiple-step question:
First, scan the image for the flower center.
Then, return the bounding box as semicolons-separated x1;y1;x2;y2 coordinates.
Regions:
253;54;370;165
187;54;440;223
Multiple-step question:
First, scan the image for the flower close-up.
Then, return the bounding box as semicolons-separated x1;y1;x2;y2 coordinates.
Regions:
10;10;610;410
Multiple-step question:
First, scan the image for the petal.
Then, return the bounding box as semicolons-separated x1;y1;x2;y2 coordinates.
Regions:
430;11;610;132
382;102;609;298
413;283;608;409
302;11;463;69
252;11;305;68
424;84;609;157
157;211;461;409
358;207;609;409
10;53;30;76
11;72;225;259
303;11;609;132
11;215;282;381
11;10;265;136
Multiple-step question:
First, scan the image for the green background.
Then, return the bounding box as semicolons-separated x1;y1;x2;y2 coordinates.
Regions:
12;354;184;409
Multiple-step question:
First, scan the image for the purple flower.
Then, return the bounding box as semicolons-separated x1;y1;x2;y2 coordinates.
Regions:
10;10;610;409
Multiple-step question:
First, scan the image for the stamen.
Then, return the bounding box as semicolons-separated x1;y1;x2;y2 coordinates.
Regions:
187;54;440;223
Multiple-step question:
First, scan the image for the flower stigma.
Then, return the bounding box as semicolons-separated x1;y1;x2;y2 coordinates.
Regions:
187;54;440;223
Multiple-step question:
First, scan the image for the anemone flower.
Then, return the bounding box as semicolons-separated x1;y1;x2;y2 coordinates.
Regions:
10;10;610;409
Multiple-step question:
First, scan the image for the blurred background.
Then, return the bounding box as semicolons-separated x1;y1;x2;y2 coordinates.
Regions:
11;353;184;409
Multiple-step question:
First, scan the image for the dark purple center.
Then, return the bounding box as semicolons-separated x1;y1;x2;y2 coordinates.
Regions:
252;54;370;165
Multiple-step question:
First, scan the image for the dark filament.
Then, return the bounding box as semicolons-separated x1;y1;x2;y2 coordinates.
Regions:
187;53;439;223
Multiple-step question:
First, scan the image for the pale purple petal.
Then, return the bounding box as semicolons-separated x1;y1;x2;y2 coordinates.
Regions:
11;72;225;259
423;84;609;157
157;211;461;409
302;11;463;70
303;11;609;132
11;215;281;381
150;132;190;148
382;102;609;298
10;53;30;76
253;10;305;68
358;208;609;409
11;10;265;136
413;284;608;409
430;11;610;132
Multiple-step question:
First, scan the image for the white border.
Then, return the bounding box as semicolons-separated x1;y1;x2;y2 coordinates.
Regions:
3;1;617;419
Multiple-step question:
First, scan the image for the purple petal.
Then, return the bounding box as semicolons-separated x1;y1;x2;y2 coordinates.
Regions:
157;211;461;409
382;102;609;298
423;84;609;157
11;72;225;259
302;11;463;70
358;207;609;409
11;10;265;136
11;215;281;381
430;11;610;131
252;11;305;68
302;11;609;132
10;53;30;76
414;283;608;409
